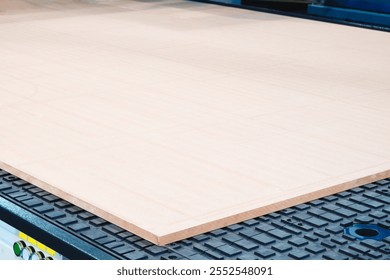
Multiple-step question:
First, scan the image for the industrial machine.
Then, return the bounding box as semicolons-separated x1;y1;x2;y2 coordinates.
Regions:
0;220;64;260
1;169;389;260
0;0;389;261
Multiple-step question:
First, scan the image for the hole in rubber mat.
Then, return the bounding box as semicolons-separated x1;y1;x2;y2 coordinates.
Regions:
355;228;379;237
345;224;390;241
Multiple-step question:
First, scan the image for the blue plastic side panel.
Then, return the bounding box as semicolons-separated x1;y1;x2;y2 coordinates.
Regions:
323;0;390;14
308;4;390;27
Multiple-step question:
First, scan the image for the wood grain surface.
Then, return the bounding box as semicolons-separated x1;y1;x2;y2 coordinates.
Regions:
1;0;390;245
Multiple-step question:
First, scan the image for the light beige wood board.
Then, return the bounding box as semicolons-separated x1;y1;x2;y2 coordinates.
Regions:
1;0;390;245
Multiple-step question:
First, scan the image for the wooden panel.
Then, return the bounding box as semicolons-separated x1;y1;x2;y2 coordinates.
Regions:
1;0;390;245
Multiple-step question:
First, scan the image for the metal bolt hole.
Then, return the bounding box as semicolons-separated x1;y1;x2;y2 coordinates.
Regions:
355;228;379;237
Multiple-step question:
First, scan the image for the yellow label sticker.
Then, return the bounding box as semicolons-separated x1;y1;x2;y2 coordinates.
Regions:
18;232;57;257
19;232;27;241
37;242;46;251
47;247;56;257
27;236;37;246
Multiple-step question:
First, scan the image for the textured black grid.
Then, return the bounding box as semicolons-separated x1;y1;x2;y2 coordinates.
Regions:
0;169;389;260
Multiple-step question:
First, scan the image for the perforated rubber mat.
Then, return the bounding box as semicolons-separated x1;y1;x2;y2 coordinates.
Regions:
0;169;389;259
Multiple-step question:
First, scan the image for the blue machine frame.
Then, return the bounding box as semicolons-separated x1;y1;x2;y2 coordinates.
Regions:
199;0;390;29
316;0;390;14
309;0;390;27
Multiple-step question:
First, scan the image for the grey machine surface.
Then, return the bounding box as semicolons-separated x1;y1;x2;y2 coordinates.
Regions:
1;169;389;260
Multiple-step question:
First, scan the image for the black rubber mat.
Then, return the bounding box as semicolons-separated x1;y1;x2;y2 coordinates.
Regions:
0;169;389;259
